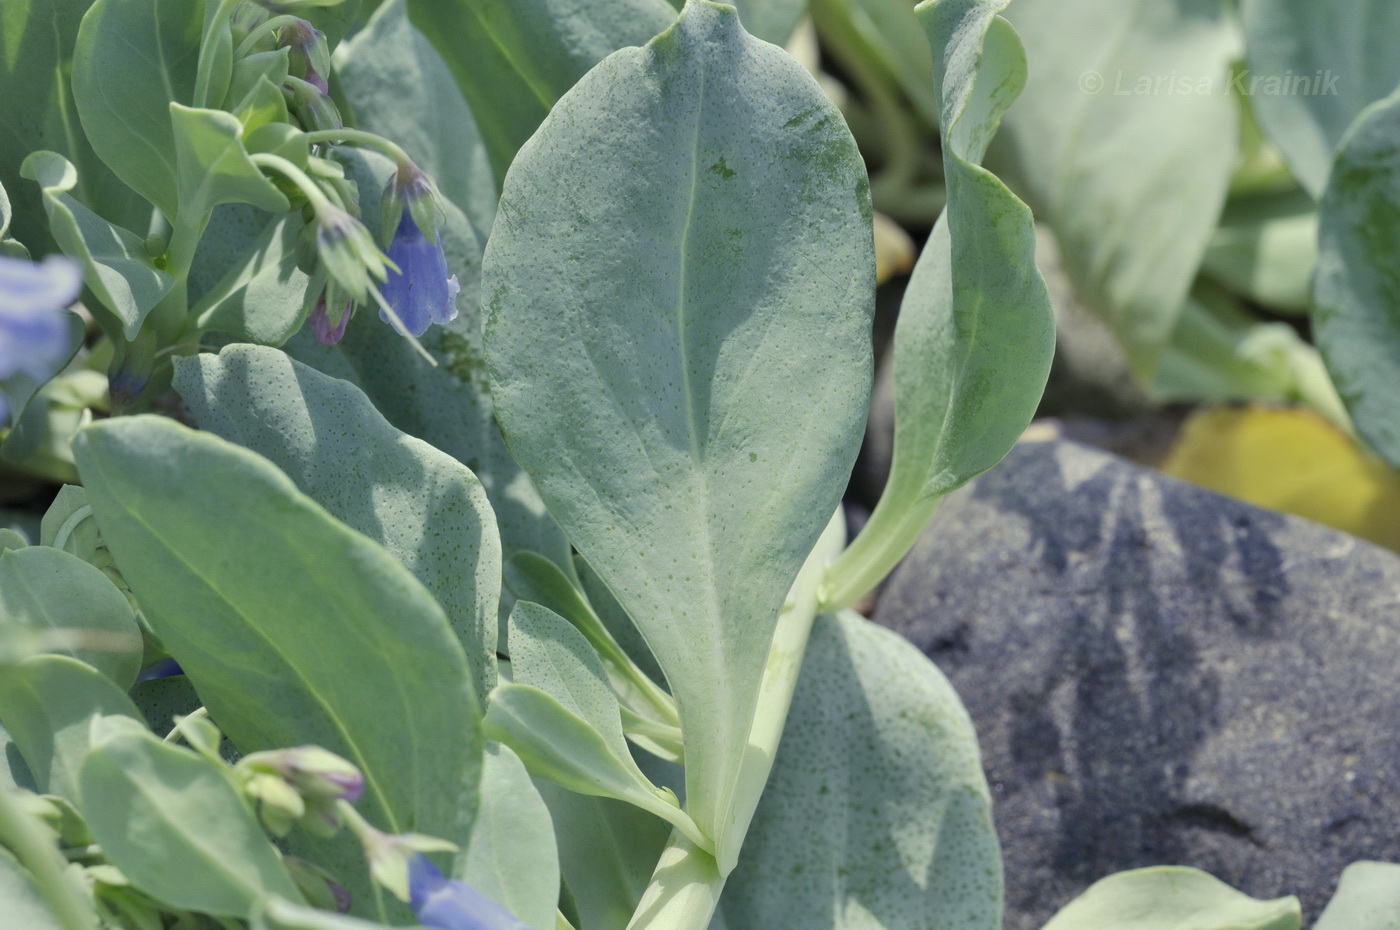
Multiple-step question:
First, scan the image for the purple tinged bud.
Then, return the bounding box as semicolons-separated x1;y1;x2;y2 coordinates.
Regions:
284;857;352;914
309;293;352;345
408;856;531;930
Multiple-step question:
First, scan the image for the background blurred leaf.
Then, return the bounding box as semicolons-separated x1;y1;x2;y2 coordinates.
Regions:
1313;88;1400;471
993;0;1241;381
1242;0;1400;198
1162;406;1400;553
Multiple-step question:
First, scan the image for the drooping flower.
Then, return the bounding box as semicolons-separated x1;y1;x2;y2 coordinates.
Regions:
309;290;353;345
378;164;459;338
235;746;365;836
408;855;531;930
0;255;82;424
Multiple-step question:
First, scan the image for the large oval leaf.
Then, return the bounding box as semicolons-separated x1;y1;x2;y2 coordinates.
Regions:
173;344;502;700
721;611;1002;929
1313;89;1400;471
74;416;482;915
483;0;875;854
1315;862;1400;930
1242;0;1400;198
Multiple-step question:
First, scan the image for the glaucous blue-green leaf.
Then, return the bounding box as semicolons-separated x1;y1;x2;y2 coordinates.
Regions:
535;782;670;930
574;556;665;687
170;104;290;221
0;180;22;257
0;848;61;930
73;416;482;913
253;898;408;930
0;0;148;253
71;0;201;220
0;655;141;801
0;546;141;687
337;0;498;237
189;213;312;345
20;151;175;340
174;344;502;699
1202;190;1317;314
1313;89;1400;470
1039;867;1300;930
1242;0;1400;199
720;611;1000;929
405;0;677;182
458;742;559;930
1315;862;1400;930
484;0;874;858
79;717;303;918
40;486;96;559
819;0;1051;611
994;0;1240;380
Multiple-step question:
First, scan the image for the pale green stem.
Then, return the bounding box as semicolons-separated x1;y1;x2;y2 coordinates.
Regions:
625;833;726;930
0;788;98;930
250;153;337;214
163;706;209;743
49;505;93;554
302;129;414;169
817;468;940;613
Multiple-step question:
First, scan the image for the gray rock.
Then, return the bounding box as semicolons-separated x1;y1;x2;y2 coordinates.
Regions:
875;439;1400;928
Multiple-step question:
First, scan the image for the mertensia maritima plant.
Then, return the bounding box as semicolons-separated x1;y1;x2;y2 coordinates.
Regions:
1;0;1397;928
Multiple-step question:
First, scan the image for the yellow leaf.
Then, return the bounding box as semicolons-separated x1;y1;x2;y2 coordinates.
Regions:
1162;406;1400;552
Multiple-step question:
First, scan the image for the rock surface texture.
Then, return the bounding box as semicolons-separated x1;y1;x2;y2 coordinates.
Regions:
876;439;1400;929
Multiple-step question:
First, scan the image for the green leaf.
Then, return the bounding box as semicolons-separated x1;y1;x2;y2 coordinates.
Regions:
0;848;62;930
459;742;559;930
819;0;1052;611
73;416;483;894
1039;867;1300;930
1242;0;1400;199
170;104;290;221
254;898;407;930
173;344;502;700
720;611;1001;929
20;151;175;340
811;0;939;124
483;683;702;847
0;0;149;254
507;603;637;767
1315;862;1400;930
71;0;202;220
1313;88;1400;471
0;655;142;800
994;0;1240;380
405;0;676;183
0;546;141;687
483;0;874;856
79;717;303;917
337;0;498;237
1201;190;1318;314
189;213;312;345
535;783;669;930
